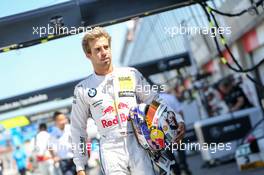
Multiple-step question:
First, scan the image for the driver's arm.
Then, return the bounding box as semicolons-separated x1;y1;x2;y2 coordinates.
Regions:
70;85;90;174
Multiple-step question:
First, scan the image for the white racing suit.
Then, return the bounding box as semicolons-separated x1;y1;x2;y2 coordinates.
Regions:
70;67;183;174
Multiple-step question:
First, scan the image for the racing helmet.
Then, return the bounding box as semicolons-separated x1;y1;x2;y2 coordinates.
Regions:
129;101;179;151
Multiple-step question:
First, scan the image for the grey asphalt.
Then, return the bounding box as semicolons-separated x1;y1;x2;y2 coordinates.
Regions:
186;153;264;175
87;153;264;175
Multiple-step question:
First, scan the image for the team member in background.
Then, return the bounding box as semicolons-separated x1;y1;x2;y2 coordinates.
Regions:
49;111;76;175
13;146;27;175
32;123;55;175
70;27;185;175
218;77;253;112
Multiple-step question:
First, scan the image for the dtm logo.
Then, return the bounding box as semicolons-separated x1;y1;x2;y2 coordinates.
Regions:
101;114;128;128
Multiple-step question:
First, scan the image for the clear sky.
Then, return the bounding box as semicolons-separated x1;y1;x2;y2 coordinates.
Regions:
0;0;128;100
0;0;72;18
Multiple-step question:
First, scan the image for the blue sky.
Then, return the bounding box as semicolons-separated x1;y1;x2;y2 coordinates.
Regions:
0;0;127;100
0;0;71;18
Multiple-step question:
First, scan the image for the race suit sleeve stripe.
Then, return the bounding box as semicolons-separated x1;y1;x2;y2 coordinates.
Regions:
70;85;89;172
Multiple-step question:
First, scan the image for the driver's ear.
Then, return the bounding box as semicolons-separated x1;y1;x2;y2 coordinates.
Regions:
85;52;92;59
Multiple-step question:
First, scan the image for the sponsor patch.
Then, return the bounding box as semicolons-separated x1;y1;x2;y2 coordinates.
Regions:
101;114;128;128
88;88;97;97
118;102;129;109
102;106;115;116
119;76;134;91
118;91;135;97
118;76;132;81
92;99;103;107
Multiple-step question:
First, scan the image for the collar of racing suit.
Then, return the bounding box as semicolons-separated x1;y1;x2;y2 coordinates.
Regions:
92;66;116;81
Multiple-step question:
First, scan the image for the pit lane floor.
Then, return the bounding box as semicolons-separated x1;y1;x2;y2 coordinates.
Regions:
187;153;264;175
87;153;264;175
3;154;264;175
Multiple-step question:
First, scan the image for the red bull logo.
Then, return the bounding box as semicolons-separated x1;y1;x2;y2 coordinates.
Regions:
101;114;128;128
102;106;114;116
118;102;129;109
150;129;165;149
156;138;165;148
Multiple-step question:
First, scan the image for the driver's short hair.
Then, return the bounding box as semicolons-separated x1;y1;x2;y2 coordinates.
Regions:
82;27;111;54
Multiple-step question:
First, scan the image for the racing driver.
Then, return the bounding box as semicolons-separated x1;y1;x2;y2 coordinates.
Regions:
70;27;185;175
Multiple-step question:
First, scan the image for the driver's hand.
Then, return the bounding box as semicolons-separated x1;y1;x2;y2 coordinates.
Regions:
52;156;60;163
77;170;86;175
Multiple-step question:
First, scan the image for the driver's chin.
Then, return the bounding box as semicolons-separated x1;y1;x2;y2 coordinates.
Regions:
101;58;111;65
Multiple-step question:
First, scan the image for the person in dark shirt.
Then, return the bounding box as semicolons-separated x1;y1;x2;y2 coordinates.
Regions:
219;78;253;112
